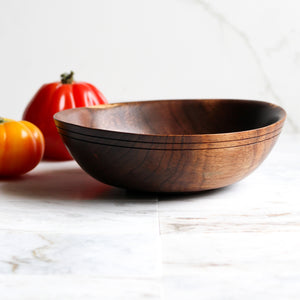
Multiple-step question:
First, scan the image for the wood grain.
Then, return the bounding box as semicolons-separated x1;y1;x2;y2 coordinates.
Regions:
54;99;286;192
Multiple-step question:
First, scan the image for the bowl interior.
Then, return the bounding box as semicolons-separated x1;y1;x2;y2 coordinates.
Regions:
55;99;285;135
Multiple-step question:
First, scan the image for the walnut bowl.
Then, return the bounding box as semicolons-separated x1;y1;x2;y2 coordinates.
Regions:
54;99;286;193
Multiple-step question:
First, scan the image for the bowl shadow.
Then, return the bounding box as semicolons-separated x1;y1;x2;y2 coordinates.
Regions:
1;168;148;203
1;167;231;203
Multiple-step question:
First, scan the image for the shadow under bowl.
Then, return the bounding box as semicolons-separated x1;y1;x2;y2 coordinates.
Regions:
54;99;286;193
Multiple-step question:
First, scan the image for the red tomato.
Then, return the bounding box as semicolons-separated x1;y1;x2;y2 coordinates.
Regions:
23;71;108;160
0;118;45;176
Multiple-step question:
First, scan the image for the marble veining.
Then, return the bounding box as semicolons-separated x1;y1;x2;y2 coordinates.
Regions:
0;231;160;277
197;0;298;131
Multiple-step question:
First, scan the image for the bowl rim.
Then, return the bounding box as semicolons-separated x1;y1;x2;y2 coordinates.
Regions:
54;99;286;143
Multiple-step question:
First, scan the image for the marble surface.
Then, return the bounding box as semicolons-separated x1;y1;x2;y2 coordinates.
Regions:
0;133;299;299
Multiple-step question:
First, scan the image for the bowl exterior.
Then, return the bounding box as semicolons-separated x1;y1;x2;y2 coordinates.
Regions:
54;99;286;193
58;132;281;192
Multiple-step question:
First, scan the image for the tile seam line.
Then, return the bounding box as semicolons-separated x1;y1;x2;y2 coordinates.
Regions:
0;227;158;236
0;274;160;281
156;199;165;300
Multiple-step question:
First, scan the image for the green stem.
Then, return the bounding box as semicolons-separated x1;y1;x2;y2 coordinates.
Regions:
61;71;74;84
0;117;5;124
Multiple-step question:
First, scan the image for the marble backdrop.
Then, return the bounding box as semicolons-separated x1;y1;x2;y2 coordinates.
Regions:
0;0;299;132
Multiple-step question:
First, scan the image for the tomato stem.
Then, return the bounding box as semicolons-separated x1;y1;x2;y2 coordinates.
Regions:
61;71;74;84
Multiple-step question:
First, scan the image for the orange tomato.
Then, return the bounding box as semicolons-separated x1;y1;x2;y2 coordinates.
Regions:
0;118;45;176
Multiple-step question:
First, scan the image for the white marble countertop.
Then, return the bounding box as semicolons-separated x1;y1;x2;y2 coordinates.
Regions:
0;133;299;299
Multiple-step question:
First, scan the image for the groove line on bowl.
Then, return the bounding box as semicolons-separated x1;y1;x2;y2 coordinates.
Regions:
57;126;281;149
55;124;283;145
58;131;281;151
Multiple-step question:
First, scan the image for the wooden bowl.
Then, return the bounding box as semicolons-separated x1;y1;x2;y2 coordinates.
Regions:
54;99;286;193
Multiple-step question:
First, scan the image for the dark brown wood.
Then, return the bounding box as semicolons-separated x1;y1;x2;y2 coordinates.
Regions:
54;99;286;193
